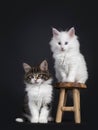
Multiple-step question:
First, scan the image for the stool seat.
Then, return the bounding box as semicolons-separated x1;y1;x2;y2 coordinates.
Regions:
55;82;87;89
54;82;87;123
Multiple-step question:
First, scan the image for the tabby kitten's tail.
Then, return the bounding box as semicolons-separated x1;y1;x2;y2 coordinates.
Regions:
15;116;54;123
15;118;24;122
15;114;30;122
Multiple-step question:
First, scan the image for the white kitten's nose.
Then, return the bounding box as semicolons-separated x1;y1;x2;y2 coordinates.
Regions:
61;48;64;51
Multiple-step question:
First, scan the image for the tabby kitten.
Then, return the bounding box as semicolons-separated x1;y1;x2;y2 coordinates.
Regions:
15;60;53;123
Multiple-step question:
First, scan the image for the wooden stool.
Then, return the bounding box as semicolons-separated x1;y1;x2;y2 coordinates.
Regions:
54;82;87;123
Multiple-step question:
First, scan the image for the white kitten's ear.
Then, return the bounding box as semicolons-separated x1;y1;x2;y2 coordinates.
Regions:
68;27;75;37
23;63;31;73
40;60;48;71
52;27;60;36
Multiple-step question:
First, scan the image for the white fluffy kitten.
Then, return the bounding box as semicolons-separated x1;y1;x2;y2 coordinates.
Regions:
49;27;88;83
16;60;53;123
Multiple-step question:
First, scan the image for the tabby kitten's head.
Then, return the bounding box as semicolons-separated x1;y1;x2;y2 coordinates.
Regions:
23;60;52;85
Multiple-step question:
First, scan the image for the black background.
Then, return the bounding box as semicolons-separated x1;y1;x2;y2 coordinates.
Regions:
0;0;97;130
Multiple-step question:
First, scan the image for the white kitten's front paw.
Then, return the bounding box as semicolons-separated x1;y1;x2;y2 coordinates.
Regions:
61;75;66;82
62;79;66;82
31;118;39;123
39;117;48;123
66;77;75;82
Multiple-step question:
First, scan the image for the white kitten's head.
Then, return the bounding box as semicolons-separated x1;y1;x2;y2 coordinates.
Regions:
49;27;80;54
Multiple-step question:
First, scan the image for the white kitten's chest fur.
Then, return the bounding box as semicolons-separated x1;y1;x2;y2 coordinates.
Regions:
53;50;88;83
54;52;82;72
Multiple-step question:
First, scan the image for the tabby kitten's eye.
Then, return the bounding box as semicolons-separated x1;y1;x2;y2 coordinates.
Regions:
58;42;61;45
28;75;33;79
38;74;43;78
65;42;68;45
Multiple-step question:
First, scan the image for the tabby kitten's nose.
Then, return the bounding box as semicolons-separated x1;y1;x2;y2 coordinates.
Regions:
34;79;37;82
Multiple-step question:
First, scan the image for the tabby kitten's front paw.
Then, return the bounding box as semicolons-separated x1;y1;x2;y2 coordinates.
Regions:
39;117;48;123
31;118;39;123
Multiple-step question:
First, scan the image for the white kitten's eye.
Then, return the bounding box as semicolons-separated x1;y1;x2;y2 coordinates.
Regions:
58;42;61;45
65;42;68;45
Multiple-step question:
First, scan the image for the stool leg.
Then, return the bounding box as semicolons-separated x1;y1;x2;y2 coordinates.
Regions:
63;89;68;107
56;88;65;123
73;89;81;123
62;90;68;119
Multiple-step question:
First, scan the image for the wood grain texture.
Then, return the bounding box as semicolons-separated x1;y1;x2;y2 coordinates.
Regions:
54;82;87;89
55;88;65;123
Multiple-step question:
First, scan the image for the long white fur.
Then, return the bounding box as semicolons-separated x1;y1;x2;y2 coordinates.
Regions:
25;78;53;123
49;27;88;83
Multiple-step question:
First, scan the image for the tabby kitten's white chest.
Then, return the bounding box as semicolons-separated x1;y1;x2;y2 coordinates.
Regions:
26;83;52;105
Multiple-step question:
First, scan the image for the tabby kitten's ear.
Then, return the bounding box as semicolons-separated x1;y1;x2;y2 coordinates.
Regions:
40;60;48;71
23;63;31;73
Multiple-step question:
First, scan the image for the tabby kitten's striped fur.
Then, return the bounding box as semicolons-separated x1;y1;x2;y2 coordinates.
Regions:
16;60;53;123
